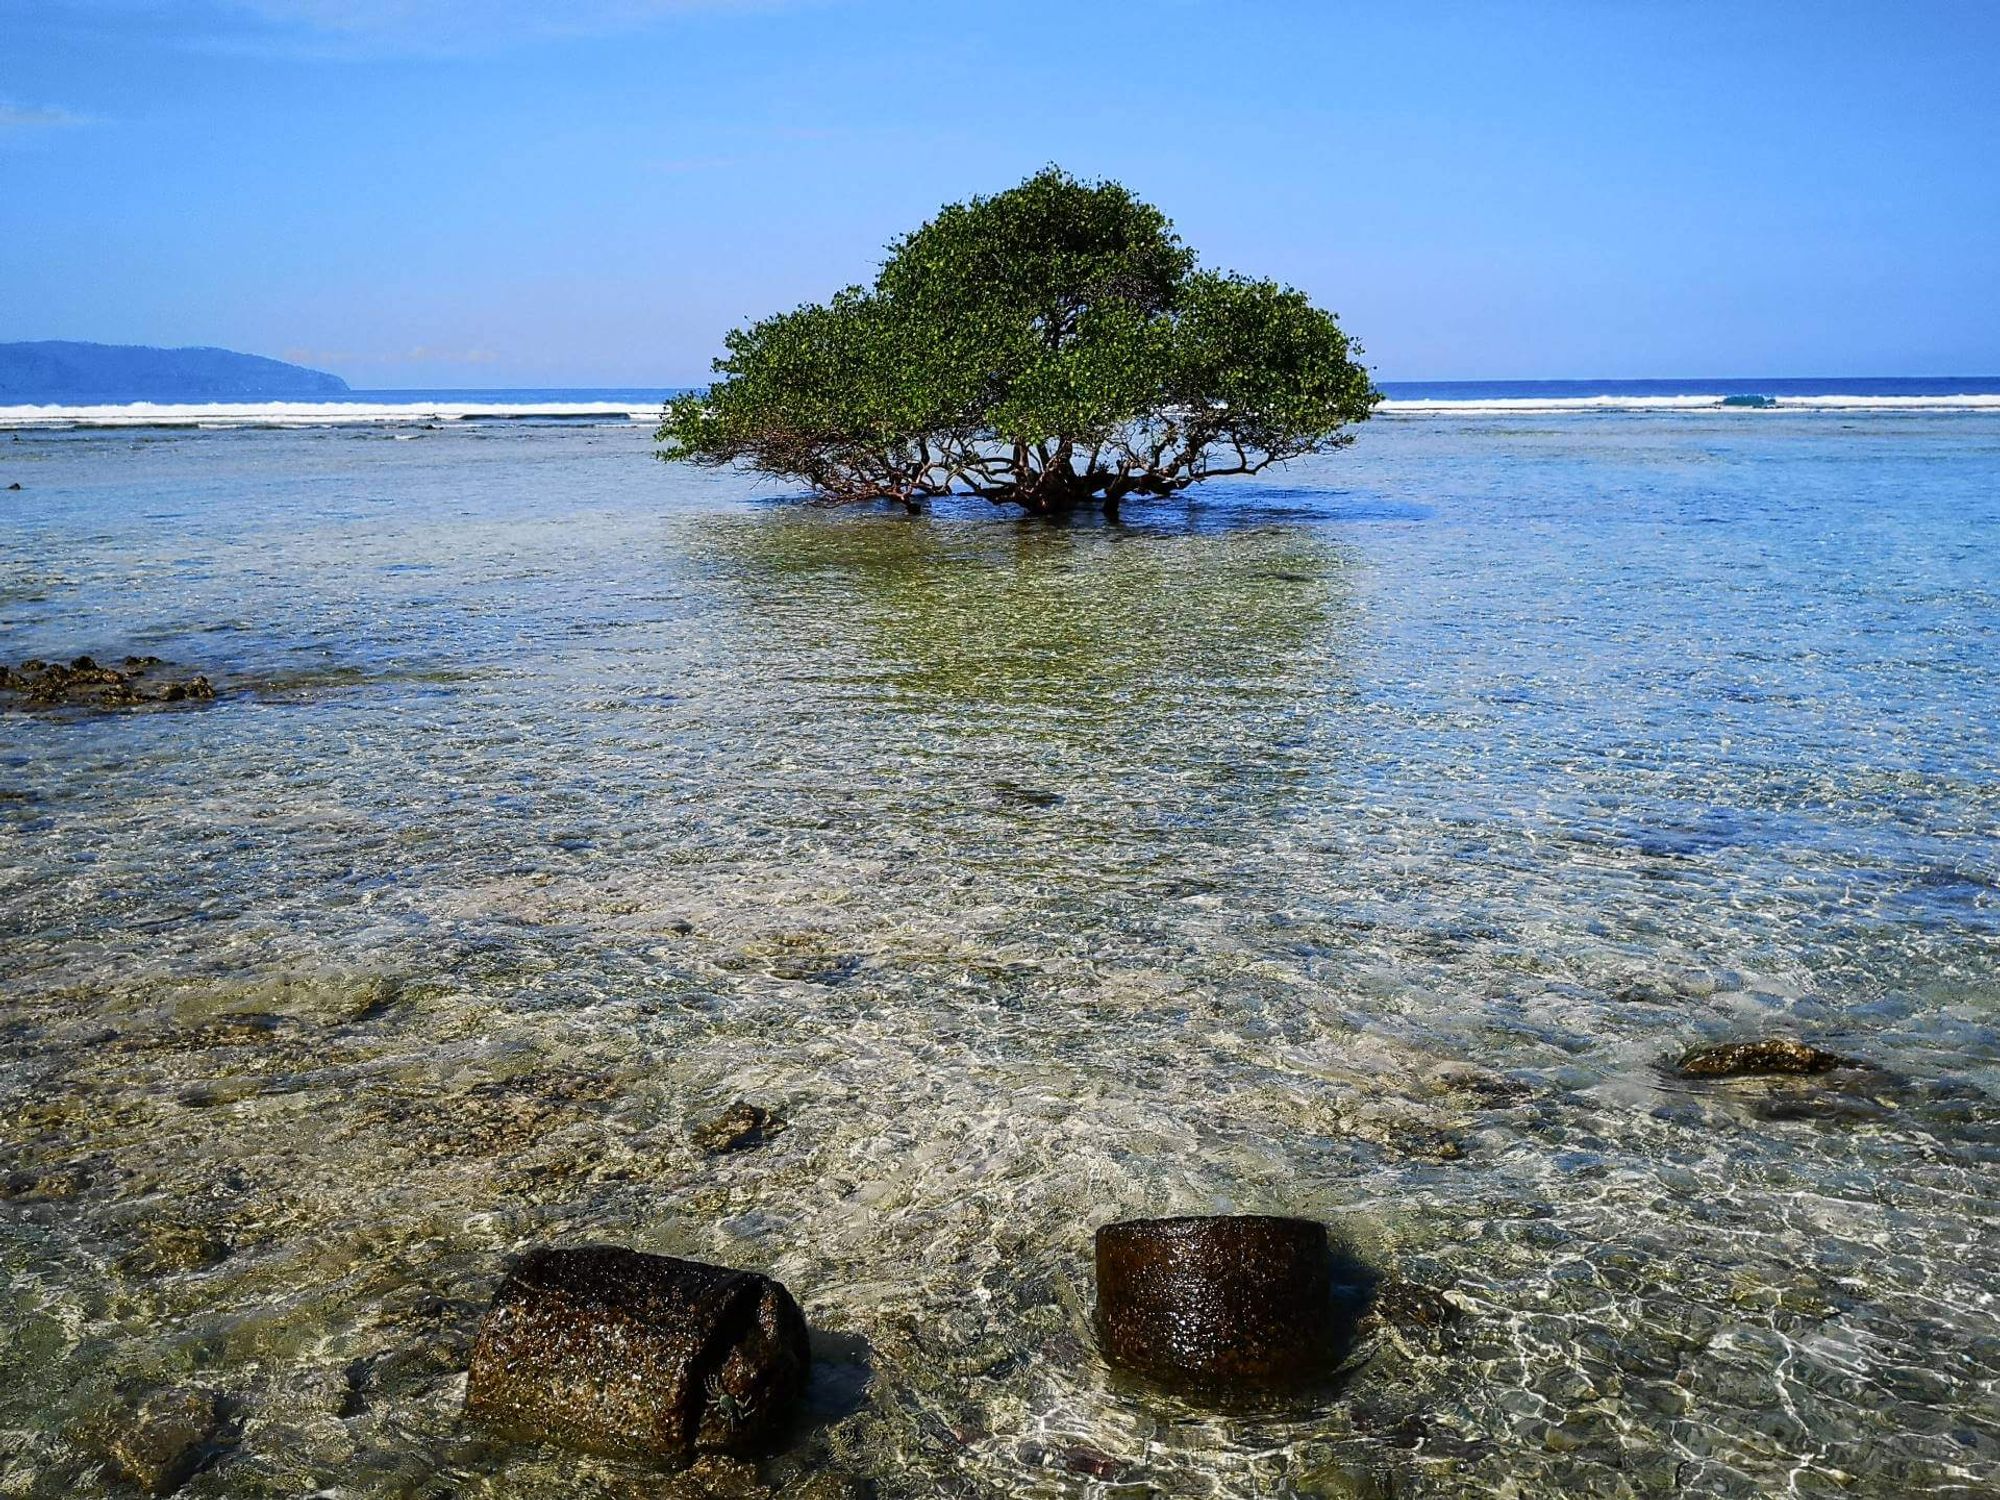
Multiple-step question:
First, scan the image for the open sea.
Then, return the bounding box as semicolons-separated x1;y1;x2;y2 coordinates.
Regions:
1;383;1997;1497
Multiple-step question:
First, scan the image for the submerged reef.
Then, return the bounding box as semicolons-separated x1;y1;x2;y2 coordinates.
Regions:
5;419;1999;1496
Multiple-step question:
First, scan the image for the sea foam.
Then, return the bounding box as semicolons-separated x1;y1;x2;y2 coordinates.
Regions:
0;400;658;430
5;393;2000;431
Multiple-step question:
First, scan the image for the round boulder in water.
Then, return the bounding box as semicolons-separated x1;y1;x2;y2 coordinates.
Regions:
465;1245;810;1464
1093;1215;1341;1392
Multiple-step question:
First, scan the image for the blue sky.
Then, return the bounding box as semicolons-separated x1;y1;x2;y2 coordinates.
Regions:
5;0;1998;387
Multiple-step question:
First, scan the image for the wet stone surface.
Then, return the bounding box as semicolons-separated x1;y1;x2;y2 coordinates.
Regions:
1093;1216;1354;1393
465;1246;811;1466
1676;1037;1861;1078
1;656;215;710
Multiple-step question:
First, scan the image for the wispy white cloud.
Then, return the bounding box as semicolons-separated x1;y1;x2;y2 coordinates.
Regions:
0;101;97;133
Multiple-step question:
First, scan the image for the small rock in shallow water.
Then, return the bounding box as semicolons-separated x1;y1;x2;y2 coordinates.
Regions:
1359;1280;1463;1334
675;1453;766;1496
465;1245;810;1465
123;1222;231;1276
694;1101;788;1155
1;656;215;710
786;1476;874;1500
991;779;1063;808
1059;1444;1126;1480
3;1167;88;1199
98;1389;225;1495
1676;1038;1860;1078
1094;1215;1349;1394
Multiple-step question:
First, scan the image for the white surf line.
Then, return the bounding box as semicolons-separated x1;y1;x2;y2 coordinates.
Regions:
4;394;1999;429
0;401;663;429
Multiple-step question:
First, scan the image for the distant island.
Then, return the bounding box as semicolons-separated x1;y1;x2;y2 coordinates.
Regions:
0;341;349;403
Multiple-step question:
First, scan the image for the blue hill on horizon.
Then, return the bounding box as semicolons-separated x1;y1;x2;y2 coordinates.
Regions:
0;341;349;403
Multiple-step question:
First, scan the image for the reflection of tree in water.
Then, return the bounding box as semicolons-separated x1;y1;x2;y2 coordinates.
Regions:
693;509;1358;878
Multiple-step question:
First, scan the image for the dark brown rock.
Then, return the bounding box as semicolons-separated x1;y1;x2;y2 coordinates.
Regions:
100;1389;223;1495
693;1102;787;1155
465;1245;810;1466
1;656;216;710
1677;1038;1859;1078
1059;1444;1126;1480
1094;1215;1342;1393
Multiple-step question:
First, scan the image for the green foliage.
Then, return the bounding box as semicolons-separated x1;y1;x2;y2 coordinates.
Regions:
658;168;1379;515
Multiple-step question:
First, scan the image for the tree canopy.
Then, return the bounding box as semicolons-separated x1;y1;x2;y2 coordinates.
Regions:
658;169;1379;517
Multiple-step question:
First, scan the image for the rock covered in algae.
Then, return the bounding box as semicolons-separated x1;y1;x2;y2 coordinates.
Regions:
0;654;214;709
1093;1215;1342;1393
465;1245;810;1465
692;1101;787;1155
1357;1279;1463;1336
1677;1038;1859;1078
95;1388;225;1495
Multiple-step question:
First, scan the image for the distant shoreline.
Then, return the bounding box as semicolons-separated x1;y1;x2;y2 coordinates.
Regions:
0;340;348;405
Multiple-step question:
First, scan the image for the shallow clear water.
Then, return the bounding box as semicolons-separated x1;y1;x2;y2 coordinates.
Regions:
1;412;1996;1498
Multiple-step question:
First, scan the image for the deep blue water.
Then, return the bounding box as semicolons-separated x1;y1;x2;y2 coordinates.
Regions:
1376;375;2000;400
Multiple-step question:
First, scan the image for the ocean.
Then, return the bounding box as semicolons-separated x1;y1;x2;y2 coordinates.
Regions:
1;390;1996;1496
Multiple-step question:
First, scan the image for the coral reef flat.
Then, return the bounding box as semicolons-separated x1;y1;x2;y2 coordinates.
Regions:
2;411;1997;1496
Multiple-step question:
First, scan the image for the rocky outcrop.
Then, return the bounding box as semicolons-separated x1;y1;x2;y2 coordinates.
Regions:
1093;1216;1345;1394
464;1245;810;1465
1;656;214;709
1676;1038;1860;1078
